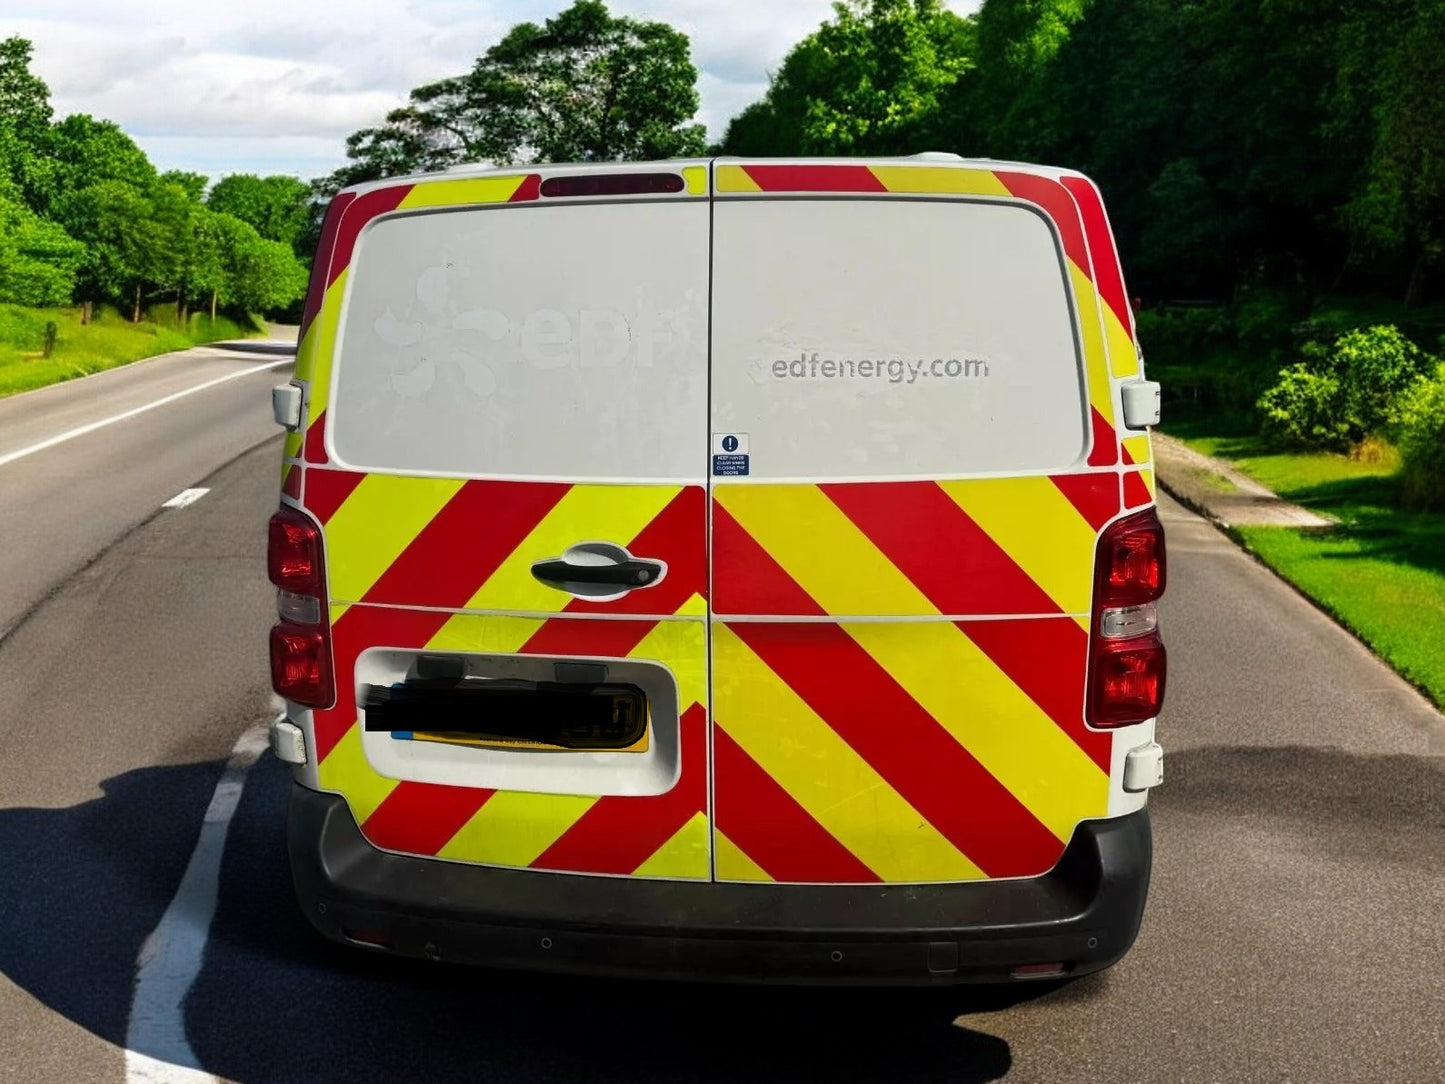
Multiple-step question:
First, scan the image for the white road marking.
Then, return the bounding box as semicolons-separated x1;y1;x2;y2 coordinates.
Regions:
162;488;210;509
124;722;271;1083
0;359;291;470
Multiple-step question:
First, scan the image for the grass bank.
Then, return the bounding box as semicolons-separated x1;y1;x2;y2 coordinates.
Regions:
0;304;258;398
1163;424;1445;709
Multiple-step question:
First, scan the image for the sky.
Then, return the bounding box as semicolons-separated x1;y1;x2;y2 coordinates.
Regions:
8;0;983;185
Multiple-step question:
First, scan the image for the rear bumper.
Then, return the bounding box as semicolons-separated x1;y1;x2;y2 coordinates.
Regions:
287;783;1152;986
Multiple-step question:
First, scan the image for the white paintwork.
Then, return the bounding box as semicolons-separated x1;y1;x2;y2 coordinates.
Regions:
124;723;269;1083
327;200;709;482
711;197;1089;481
160;488;209;509
0;359;290;470
270;718;308;765
1107;720;1157;816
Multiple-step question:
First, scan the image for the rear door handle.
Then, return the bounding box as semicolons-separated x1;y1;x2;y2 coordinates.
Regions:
530;542;666;598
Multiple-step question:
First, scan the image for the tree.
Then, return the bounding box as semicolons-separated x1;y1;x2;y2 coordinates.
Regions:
720;0;975;156
320;0;707;190
0;36;55;209
35;113;157;217
52;180;159;321
0;193;85;306
206;173;315;254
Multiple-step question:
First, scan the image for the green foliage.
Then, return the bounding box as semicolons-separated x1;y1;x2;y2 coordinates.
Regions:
1258;325;1436;450
321;0;707;191
721;0;973;156
1394;363;1445;510
206;173;314;254
0;302;252;397
0;193;85;306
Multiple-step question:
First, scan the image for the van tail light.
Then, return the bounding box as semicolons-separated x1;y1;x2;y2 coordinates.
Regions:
268;505;334;709
1087;508;1167;727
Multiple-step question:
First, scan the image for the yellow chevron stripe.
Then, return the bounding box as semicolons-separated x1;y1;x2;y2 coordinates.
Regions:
324;475;465;602
283;431;303;460
438;791;598;866
714;625;985;882
1123;435;1152;465
675;592;706;617
715;164;763;193
628;619;706;711
399;176;529;209
1069;262;1116;429
318;723;398;823
1104;303;1140;378
940;477;1096;616
463;485;680;614
301;267;347;428
843;621;1108;842
716;484;937;616
715;828;773;882
682;166;707;196
632;810;710;878
423;612;542;654
868;166;1012;197
1138;468;1156;497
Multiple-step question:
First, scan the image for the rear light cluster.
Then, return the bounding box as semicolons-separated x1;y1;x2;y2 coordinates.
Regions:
268;505;334;708
1087;508;1167;727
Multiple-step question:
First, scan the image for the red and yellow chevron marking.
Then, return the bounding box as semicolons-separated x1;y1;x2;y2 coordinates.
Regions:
715;161;1127;469
317;611;709;880
709;467;1117;884
304;474;708;880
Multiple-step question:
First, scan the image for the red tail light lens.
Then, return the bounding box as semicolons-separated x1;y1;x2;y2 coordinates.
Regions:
1097;508;1165;607
1088;508;1168;728
268;507;322;595
1089;633;1166;726
270;624;332;707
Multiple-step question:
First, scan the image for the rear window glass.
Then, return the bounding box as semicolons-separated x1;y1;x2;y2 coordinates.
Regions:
711;197;1089;480
329;199;708;481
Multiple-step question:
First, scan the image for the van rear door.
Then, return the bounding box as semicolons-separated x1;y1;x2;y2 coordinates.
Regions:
292;164;714;881
706;159;1127;884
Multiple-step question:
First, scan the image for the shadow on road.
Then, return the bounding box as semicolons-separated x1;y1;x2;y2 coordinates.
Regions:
208;340;296;357
1;754;1034;1082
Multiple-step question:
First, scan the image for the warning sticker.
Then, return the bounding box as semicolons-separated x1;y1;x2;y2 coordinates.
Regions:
712;433;749;476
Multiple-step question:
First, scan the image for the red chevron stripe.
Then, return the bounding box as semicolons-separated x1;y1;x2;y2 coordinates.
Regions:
282;464;301;501
362;781;496;855
713;725;879;884
1124;470;1153;509
1050;471;1121;533
993;170;1090;277
530;704;708;875
328;184;413;286
562;485;706;617
361;480;570;609
712;501;826;616
510;174;542;201
957;616;1111;771
1088;406;1119;467
304;467;366;524
313;604;453;761
299;191;354;339
1062;176;1133;339
821;481;1061;616
730;621;1064;878
303;411;328;464
741;164;887;193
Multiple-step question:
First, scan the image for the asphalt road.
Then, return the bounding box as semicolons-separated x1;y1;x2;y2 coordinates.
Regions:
1;348;1442;1083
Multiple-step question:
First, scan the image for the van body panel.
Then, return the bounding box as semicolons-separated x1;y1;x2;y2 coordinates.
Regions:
282;165;714;881
705;159;1134;884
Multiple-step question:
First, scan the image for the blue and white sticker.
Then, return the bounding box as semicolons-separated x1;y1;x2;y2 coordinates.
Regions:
712;432;749;476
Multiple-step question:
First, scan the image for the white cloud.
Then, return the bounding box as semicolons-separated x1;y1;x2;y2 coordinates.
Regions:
12;1;982;181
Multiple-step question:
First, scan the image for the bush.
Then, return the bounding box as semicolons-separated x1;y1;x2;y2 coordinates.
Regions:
1395;363;1445;511
1256;325;1436;450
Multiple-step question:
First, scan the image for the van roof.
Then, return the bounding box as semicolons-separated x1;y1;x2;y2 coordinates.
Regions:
336;153;1087;199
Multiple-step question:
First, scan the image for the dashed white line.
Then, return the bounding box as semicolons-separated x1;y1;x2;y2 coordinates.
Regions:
162;488;210;509
124;722;271;1083
0;359;291;470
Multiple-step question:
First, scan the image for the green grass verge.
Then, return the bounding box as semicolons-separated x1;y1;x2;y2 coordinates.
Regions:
1163;424;1445;708
0;304;259;398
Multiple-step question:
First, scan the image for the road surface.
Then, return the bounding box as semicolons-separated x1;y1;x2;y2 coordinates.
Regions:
0;345;1441;1083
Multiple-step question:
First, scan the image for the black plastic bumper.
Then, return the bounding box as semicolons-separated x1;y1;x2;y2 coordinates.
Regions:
287;783;1152;986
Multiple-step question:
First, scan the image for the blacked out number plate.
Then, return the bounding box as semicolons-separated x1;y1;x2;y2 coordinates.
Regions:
361;679;648;751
